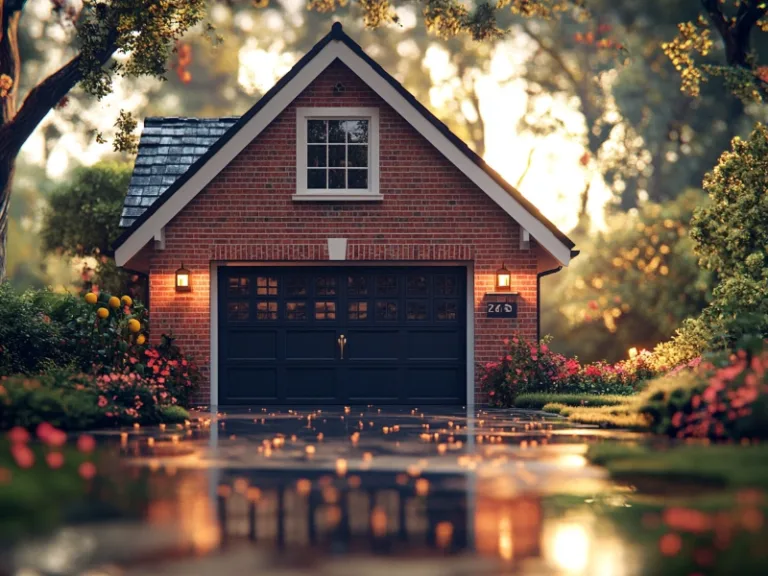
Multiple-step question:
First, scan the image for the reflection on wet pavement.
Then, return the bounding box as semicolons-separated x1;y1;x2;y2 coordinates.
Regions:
3;407;765;575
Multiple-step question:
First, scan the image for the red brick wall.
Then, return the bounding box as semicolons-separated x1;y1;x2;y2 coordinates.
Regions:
147;61;540;405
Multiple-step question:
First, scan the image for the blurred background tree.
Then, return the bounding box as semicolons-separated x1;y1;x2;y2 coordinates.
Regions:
541;189;715;363
39;161;144;299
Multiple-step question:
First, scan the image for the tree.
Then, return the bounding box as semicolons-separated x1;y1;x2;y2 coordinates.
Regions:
39;161;138;296
688;123;768;344
541;189;714;362
662;0;768;102
0;0;209;280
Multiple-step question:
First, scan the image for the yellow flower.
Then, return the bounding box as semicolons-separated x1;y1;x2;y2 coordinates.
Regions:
97;307;109;319
127;319;141;333
84;293;98;305
121;295;133;307
136;334;146;345
108;296;120;308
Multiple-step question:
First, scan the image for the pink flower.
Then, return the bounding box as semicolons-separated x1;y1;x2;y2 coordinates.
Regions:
8;427;30;444
11;444;34;469
541;344;549;353
77;434;96;453
46;452;65;469
503;338;509;345
37;423;67;447
505;355;512;362
79;461;97;480
98;395;108;408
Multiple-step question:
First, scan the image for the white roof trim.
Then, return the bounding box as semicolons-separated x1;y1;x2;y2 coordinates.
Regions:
115;40;572;267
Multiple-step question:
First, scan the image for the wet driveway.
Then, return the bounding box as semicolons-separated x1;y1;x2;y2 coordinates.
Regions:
3;407;766;575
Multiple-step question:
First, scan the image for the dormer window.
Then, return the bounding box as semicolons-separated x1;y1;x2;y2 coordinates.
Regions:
294;107;381;201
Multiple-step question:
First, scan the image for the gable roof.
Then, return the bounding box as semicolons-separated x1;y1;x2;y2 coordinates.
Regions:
120;117;237;227
114;22;576;267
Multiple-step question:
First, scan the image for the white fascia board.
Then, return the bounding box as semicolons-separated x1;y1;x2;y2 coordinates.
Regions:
115;39;572;267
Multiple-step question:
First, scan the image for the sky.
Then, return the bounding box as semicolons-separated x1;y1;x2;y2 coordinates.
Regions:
18;0;611;234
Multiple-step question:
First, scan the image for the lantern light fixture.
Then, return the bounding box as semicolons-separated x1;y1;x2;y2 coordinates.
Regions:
495;263;512;292
175;263;191;292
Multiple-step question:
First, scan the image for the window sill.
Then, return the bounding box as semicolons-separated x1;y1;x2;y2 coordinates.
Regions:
292;193;384;202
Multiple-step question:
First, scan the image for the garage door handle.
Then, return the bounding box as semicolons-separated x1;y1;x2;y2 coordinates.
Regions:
338;335;347;360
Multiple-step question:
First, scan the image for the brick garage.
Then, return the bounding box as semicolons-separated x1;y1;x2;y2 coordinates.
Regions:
114;23;576;408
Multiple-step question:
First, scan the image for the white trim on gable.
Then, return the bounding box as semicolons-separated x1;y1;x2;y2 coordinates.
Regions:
115;40;572;268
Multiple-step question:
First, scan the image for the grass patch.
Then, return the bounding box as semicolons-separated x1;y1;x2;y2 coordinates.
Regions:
587;442;768;488
565;404;649;428
541;402;569;414
514;393;634;410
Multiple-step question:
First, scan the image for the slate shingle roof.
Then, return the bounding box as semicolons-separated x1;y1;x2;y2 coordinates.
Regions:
120;117;238;227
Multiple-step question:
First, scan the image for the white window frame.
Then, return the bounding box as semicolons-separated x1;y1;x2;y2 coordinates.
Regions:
294;107;381;201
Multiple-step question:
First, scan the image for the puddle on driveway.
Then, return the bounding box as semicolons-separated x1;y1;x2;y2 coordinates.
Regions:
2;407;766;575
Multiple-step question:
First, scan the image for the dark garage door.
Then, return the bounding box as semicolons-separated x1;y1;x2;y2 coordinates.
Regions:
218;266;466;405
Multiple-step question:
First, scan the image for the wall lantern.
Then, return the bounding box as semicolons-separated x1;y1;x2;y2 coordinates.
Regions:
495;263;512;292
175;263;191;292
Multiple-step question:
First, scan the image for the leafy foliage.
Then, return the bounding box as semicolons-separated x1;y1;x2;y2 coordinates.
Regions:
0;282;70;375
479;333;655;407
0;368;191;430
40;162;138;296
543;191;714;363
637;338;768;441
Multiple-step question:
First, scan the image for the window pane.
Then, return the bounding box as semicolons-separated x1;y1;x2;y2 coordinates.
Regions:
435;275;458;296
328;145;346;167
256;301;278;320
227;277;249;297
348;301;368;320
328;120;346;143
256;276;278;296
407;275;428;296
437;301;458;321
406;301;428;321
315;276;337;296
308;169;326;189
348;169;368;189
227;301;249;321
285;277;307;297
346;120;369;143
347;145;367;167
315;301;336;320
376;275;398;296
347;276;368;296
329;169;345;189
286;302;307;320
308;145;326;168
375;301;397;320
308;120;326;143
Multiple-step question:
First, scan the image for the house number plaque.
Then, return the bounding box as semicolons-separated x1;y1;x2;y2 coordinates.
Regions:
486;302;517;318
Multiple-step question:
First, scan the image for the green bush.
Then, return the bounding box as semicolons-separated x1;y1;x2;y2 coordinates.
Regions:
637;338;768;440
0;368;193;431
157;405;191;424
0;283;72;375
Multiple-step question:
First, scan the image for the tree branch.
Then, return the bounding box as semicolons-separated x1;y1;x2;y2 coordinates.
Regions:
521;23;581;92
0;33;118;159
701;0;730;40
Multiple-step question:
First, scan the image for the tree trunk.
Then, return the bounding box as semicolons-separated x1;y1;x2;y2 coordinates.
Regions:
0;0;24;281
0;0;118;281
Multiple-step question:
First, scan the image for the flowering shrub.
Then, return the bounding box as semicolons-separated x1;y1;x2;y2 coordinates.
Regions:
637;338;768;441
479;334;661;407
0;368;190;430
